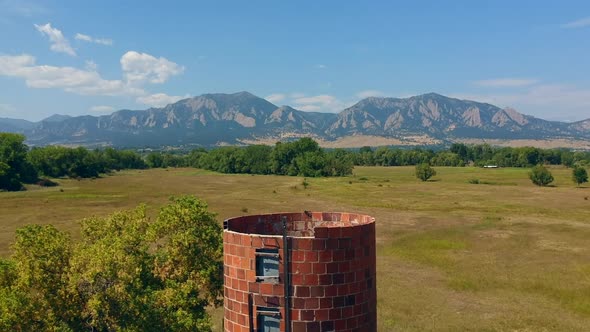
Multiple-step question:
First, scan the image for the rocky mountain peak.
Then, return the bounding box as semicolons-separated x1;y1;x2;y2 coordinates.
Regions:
1;92;586;147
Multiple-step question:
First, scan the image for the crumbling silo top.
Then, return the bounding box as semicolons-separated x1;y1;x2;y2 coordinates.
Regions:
224;212;375;237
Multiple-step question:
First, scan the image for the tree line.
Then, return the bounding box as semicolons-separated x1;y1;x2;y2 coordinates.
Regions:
2;132;590;191
1;133;148;191
352;143;590;168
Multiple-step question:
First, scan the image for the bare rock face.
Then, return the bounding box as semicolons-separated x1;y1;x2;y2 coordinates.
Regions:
16;91;587;147
233;113;256;127
569;119;590;132
504;107;529;126
492;110;510;127
384;111;404;130
462;107;482;127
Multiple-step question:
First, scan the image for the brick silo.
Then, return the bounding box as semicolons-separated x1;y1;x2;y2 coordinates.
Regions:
223;212;376;332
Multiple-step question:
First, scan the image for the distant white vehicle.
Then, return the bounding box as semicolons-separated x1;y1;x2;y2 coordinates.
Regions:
483;165;498;168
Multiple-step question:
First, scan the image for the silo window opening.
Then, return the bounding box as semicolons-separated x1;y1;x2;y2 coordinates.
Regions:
255;248;279;282
257;307;281;332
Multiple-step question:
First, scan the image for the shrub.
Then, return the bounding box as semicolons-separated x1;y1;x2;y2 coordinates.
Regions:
302;179;309;189
529;165;554;186
572;166;588;186
468;178;480;184
36;178;58;187
415;163;436;181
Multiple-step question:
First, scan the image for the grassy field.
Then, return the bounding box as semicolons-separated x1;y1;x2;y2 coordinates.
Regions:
1;166;589;331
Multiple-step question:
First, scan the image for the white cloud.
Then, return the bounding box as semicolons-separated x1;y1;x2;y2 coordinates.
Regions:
474;78;538;88
0;54;143;96
356;90;386;98
136;93;188;108
1;0;47;17
451;84;590;121
85;60;98;71
121;51;184;84
94;38;113;46
74;33;92;42
0;50;186;99
34;23;76;56
289;92;305;99
265;93;285;104
0;52;188;113
293;94;351;113
75;33;113;46
562;16;590;29
89;105;115;113
297;105;322;112
0;103;18;117
295;95;336;105
315;64;327;69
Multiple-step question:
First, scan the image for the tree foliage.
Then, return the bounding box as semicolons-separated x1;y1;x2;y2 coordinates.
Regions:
0;133;37;191
0;196;223;331
572;166;588;186
349;143;590;168
415;163;436;181
529;165;554;186
186;138;352;177
28;146;146;179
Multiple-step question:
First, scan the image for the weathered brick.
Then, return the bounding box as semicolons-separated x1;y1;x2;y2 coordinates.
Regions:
223;212;376;332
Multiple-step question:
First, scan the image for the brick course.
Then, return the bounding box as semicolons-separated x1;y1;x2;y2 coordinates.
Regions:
224;212;376;332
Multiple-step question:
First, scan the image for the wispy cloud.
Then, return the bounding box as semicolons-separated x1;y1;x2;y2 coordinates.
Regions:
315;64;327;69
136;93;189;108
89;105;115;113
293;94;352;113
289;92;305;99
0;103;17;117
474;78;538;88
356;90;386;99
75;33;113;46
562;16;590;29
451;83;590;121
1;0;47;17
34;23;76;56
85;60;98;71
265;93;285;104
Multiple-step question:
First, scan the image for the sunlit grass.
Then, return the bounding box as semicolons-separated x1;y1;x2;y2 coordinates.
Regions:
1;165;590;330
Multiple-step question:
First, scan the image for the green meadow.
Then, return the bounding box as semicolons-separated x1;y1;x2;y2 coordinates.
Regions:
1;166;589;331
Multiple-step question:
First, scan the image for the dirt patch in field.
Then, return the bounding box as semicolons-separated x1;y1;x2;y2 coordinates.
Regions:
458;138;590;150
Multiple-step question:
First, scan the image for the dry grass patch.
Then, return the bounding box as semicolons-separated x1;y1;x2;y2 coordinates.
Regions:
1;166;590;330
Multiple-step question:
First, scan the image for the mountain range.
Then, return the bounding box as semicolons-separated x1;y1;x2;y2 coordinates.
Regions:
2;92;589;148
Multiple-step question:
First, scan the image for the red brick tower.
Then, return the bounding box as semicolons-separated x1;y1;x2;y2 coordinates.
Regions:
223;212;376;332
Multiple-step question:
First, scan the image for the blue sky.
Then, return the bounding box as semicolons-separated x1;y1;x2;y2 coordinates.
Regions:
1;0;589;121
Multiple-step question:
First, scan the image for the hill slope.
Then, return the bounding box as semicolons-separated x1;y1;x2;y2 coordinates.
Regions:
10;92;590;147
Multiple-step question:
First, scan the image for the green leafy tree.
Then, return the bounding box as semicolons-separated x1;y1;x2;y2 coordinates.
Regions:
0;196;223;332
146;152;165;168
529;165;554;186
449;143;469;162
12;225;73;329
0;133;37;191
573;166;588;186
415;163;436;181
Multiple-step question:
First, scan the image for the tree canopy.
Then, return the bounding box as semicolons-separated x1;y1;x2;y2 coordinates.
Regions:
572;166;588;186
0;196;223;332
415;163;436;181
529;165;554;186
0;133;37;191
